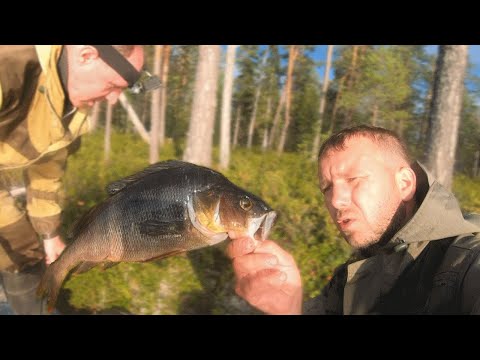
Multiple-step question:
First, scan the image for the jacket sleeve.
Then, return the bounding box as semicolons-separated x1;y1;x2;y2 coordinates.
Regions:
25;147;69;239
303;263;347;315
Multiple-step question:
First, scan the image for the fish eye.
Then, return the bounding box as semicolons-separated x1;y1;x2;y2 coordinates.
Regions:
239;196;252;211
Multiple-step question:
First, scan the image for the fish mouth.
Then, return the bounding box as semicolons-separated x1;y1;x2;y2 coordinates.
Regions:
248;211;277;241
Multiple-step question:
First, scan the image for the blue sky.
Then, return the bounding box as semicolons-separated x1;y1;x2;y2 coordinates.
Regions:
312;45;480;85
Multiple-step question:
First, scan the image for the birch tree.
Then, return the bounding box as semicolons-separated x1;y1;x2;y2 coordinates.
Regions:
183;45;221;167
150;45;163;163
159;45;171;147
426;45;469;190
277;45;300;153
311;45;333;160
219;45;238;169
104;103;113;163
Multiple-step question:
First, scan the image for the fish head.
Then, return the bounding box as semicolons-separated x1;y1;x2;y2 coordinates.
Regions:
189;184;276;244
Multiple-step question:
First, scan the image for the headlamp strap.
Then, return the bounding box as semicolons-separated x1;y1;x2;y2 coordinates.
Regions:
90;45;140;88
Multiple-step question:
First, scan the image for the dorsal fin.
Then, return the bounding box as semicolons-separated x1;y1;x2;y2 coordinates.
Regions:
106;160;196;196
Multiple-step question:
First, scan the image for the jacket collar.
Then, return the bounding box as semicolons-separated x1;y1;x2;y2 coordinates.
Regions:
390;162;479;246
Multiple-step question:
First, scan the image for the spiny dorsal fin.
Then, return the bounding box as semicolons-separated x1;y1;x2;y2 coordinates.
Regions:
106;160;198;196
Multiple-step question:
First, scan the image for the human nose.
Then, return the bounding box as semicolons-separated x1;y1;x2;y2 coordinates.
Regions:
330;183;351;210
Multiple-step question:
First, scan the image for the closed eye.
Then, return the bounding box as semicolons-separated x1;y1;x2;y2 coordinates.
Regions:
348;176;367;184
321;185;331;194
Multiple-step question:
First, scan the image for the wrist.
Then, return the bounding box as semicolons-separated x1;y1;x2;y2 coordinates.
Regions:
39;230;60;241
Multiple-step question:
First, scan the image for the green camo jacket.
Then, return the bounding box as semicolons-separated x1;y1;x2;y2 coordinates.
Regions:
0;45;91;237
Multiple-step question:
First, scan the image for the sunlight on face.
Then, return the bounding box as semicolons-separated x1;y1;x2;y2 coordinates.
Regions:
319;137;404;250
67;46;145;109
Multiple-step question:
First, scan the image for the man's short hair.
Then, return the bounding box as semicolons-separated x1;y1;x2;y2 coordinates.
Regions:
318;125;413;164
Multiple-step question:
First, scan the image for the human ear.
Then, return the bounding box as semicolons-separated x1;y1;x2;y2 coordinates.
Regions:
78;45;99;64
395;166;416;202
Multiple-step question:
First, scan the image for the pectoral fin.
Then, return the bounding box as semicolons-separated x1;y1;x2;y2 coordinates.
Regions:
138;220;186;236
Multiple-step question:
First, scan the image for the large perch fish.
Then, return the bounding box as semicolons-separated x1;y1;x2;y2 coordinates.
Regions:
37;160;276;310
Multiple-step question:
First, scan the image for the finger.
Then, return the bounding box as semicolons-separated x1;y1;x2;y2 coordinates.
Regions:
227;230;246;240
253;240;296;266
226;236;256;259
232;252;279;279
236;268;287;300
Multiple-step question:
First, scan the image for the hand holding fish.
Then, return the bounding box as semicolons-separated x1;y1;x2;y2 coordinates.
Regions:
43;235;66;265
227;234;303;315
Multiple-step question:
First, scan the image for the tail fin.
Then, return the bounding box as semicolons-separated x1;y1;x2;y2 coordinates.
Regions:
36;255;74;312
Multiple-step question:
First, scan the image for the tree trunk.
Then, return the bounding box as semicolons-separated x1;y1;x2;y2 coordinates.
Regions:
329;45;360;134
119;93;150;144
268;87;286;149
371;103;378;126
247;48;269;149
150;45;163;164
159;45;171;147
311;45;334;160
233;107;241;149
183;45;221;167
219;45;238;169
342;45;362;128
104;103;113;163
247;88;260;149
426;45;469;190
262;96;272;152
474;150;479;177
90;102;101;131
277;45;299;153
262;128;269;152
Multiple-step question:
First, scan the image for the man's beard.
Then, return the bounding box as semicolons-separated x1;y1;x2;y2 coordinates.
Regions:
357;201;408;257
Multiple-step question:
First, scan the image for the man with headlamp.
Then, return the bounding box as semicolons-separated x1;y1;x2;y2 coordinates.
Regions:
0;45;158;314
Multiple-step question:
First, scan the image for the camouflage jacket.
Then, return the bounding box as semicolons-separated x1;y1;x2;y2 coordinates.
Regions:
0;45;91;238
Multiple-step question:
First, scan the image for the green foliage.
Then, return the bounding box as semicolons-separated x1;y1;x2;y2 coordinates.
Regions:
167;45;198;155
339;46;413;130
233;45;261;145
291;50;321;153
453;174;480;213
456;92;480;176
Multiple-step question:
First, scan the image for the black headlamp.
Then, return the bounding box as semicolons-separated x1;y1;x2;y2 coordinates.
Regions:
90;45;161;94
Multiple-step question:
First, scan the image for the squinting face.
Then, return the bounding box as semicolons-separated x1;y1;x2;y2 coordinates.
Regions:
319;137;404;250
67;45;144;109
